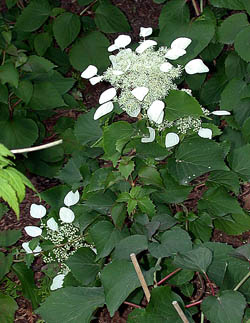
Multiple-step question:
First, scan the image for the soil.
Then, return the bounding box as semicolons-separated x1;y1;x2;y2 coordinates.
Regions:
0;0;250;322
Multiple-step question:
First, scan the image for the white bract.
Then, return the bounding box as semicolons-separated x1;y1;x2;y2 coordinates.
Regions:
141;127;155;143
47;218;59;232
147;100;165;124
94;101;114;120
136;39;157;54
24;226;42;237
108;35;131;52
50;274;65;291
89;76;102;85
140;27;153;38
160;62;173;73
22;242;42;255
165;133;180;148
165;37;191;60
30;204;46;219
212;110;231;116
131;87;149;101
64;190;80;207
59;207;75;223
185;59;209;74
99;88;116;104
81;65;98;79
198;128;212;139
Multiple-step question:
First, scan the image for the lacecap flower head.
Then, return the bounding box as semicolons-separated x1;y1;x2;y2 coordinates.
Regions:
81;27;230;148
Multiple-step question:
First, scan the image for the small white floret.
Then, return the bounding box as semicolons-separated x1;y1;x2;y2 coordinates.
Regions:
160;62;173;73
64;190;80;207
22;242;42;255
141;127;155;143
89;76;102;85
165;132;180;148
198;128;212;139
50;274;65;291
99;87;116;104
171;37;191;50
185;59;209;74
24;226;42;237
136;40;157;54
47;218;59;232
81;65;98;79
147;100;165;124
139;27;153;38
30;204;46;219
131;87;149;101
94;101;114;120
59;207;75;223
165;47;186;60
113;70;124;76
212;110;231;116
114;35;131;48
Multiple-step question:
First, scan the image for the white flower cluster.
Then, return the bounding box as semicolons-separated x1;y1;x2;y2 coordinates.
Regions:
22;190;86;291
81;27;231;149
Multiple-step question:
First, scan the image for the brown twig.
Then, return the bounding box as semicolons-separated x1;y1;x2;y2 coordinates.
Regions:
124;301;143;309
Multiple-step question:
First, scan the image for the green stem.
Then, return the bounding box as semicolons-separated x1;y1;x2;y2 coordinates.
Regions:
1;50;6;65
233;271;250;291
200;0;203;12
200;312;204;323
80;0;98;15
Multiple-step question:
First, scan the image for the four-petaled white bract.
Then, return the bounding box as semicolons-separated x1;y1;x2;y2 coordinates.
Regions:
24;226;42;237
140;27;153;38
131;87;149;101
94;101;114;120
64;190;80;207
198;128;212;139
47;218;59;232
165;132;180;148
141;127;155;143
22;242;42;255
30;204;46;219
81;65;97;79
136;40;157;54
59;207;75;223
160;62;173;73
50;274;65;291
212;110;231;116
185;59;209;75
147;100;165;124
99;88;116;104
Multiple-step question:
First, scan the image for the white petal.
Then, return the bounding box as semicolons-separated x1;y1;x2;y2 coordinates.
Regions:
139;27;153;38
160;62;173;73
165;47;186;60
30;204;46;219
165;133;180;148
89;76;102;85
147;100;165;124
198;128;212;139
64;190;80;207
108;44;119;52
136;40;157;54
113;70;124;76
59;207;75;223
47;218;59;232
171;37;191;50
114;35;131;48
185;59;209;74
22;242;42;255
212;110;231;116
131;87;149;101
50;274;65;291
94;101;114;120
141;127;155;143
24;226;42;237
99;87;116;104
81;65;98;79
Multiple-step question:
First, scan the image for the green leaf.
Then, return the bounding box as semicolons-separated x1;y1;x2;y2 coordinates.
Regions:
74;110;102;145
215;213;250;235
225;52;247;80
189;213;212;242
235;26;250;62
228;144;250;181
0;229;21;247
232;244;250;262
111;203;126;229
138;166;164;188
77;0;93;4
220;79;249;111
162;259;194;286
149;227;192;258
34;32;52;56
66;248;100;285
242;117;250;142
101;259;153;317
0;63;18;88
85;190;116;213
69;31;110;72
36;287;105;323
95;3;130;33
0;293;18;323
128;286;191;323
40;185;70;208
53;12;81;50
90;221;128;260
29;82;66;109
207;170;240;194
164;90;203;121
0;180;19;216
174;247;212;274
57;158;83;187
15;0;51;32
118;159;134;180
0;252;13;280
0;117;38;149
137;197;156;217
113;235;148;260
13;80;33;104
13;263;40;309
218;13;249;44
209;0;245;9
48;71;75;95
167;136;227;184
202;290;246;323
0;84;8;104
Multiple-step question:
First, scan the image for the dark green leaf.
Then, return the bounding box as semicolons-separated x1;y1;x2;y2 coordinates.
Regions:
138;166;164;188
34;32;52;56
225;52;247;80
235;26;250;62
0;84;8;104
218;13;249;44
111;203;126;229
0;252;13;280
40;185;70;208
113;235;148;260
207;170;240;194
0;293;18;323
13;80;33;104
209;0;245;9
189;213;212;242
228;144;250;181
232;244;250;262
0;229;21;247
0;63;18;88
